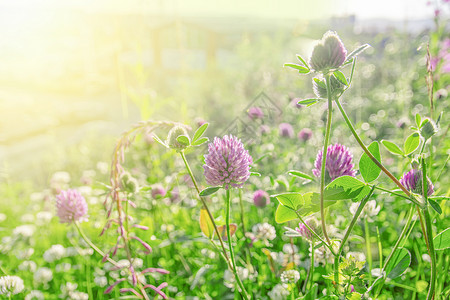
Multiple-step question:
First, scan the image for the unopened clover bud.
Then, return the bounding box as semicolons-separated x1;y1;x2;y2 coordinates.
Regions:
309;31;347;72
312;75;344;99
166;126;190;151
420;119;438;141
120;172;139;193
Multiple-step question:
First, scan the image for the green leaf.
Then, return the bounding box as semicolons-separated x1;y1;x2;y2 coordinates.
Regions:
284;63;310;74
191;137;209;146
287;170;314;181
415;113;421;127
359;141;381;183
345;44;371;63
176;135;190;146
250;172;261;177
193;123;208;141
274;193;303;210
199;187;221;196
428;199;442;215
297;99;319;106
385;248;411;279
325;176;371;202
199;209;214;239
333;70;348;85
434;228;450;250
275;204;298;223
381;140;404;156
296;54;310;69
404;133;420;155
313;77;326;89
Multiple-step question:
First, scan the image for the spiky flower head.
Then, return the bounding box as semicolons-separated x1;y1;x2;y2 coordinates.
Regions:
280;270;301;284
312;75;345;99
166;126;190;151
203;135;252;189
312;144;356;181
55;189;88;224
295;217;320;242
248;107;264;120
400;169;434;196
279;123;294;138
0;276;24;296
420;119;438;141
309;31;347;72
253;190;270;207
297;128;313;142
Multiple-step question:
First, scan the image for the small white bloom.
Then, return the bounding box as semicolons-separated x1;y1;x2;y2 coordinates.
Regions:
224;267;251;289
13;225;36;238
36;211;53;226
94;276;107;287
34;267;53;284
132;258;143;269
21;213;35;223
25;290;44;300
16;248;34;260
268;283;290;300
252;223;277;244
0;213;6;222
280;269;300;284
0;275;25;296
346;251;366;262
43;244;66;263
19;261;37;272
350;200;381;222
282;243;298;254
69;291;89;300
55;263;72;273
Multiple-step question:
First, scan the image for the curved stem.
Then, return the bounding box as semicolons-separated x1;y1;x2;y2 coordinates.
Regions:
180;151;232;270
226;189;249;300
333;185;374;284
308;244;315;290
320;74;334;245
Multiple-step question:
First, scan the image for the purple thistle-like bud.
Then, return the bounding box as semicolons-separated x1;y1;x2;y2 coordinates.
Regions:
144;283;169;299
279;123;294;138
295;218;319;242
151;185;166;199
298;128;313;142
400;169;434;196
309;31;347;72
312;144;356;181
55;189;88;224
104;278;126;294
253;190;270;207
203;135;253;189
119;288;142;298
248;107;264;120
141;268;170;275
131;236;152;254
133;224;149;231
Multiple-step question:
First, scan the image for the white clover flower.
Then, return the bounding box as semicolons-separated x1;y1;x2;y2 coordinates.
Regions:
350;200;381;222
268;283;290;300
282;244;298;254
55;263;72;273
65;247;78;257
94;276;107;287
36;211;53;226
30;192;45;202
13;225;36;238
16;248;34;260
34;267;53;284
25;290;44;300
346;251;366;262
132;258;143;269
0;213;6;222
21;213;35;223
43;244;66;263
314;241;340;266
280;270;300;284
252;223;277;244
19;261;37;272
224;267;252;289
69;291;89;300
0;275;25;296
59;282;78;299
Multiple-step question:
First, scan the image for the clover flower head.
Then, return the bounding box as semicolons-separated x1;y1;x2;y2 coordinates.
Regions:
203;135;252;189
350;200;381;222
279;123;294;138
248;107;264;120
268;283;290;300
312;143;356;181
0;276;24;296
252;222;277;242
55;189;88;224
280;270;301;284
400;169;434;196
298;128;313;142
309;31;347;72
253;190;270;207
151;185;167;199
295;218;319;242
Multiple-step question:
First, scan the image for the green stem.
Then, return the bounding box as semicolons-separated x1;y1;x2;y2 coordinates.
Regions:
333;185;374;284
180;151;232;270
320;74;334;245
376;226;383;269
373;186;410;201
0;265;6;275
365;218;373;284
308;245;315;290
421;157;436;300
238;189;253;272
226;189;250;300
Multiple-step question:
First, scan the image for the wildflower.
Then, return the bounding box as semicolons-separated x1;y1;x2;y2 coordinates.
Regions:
223;267;257;290
0;213;5;222
94;276;108;287
260;125;271;135
279;123;294;138
297;128;313;142
151;185;166;199
309;31;347;72
55;189;88;223
25;290;44;300
253;190;270;207
0;275;24;296
195;117;207;127
268;283;290;300
312;75;344;99
280;270;301;284
166;126;190;151
314;241;340;266
349;200;381;222
252;223;277;243
18;261;37;272
295;218;319;242
68;291;89;300
120;172;139;193
203;135;253;189
36;211;53;226
312;144;356;181
13;224;36;238
420;119;438;141
248;107;264;120
43;244;66;263
34;267;53;285
400;169;434;196
50;171;71;193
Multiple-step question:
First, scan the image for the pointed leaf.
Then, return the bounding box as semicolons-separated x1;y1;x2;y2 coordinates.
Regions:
415;113;421;127
297;99;319;106
313;77;326;89
359;141;381;183
193;123;209;141
385;248;411;279
191;137;209;146
284;63;310;74
274;193;303;210
275;204;298;223
404;133;420;155
434;228;450;250
296;54;310;69
428;199;442;215
345;44;371;63
287;170;314;181
176;135;190;146
333;70;348;85
199;209;214;239
153;134;168;148
199;187;221;196
381;140;404;156
324;176;371;202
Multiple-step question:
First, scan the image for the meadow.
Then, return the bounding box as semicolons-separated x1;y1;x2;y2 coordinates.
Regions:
0;8;449;300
